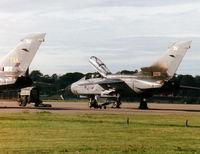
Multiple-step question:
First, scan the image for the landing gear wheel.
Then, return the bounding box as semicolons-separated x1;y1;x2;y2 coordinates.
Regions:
18;96;28;107
18;100;27;107
112;101;121;108
112;101;117;108
34;100;42;107
112;93;121;108
139;98;148;109
88;102;92;108
89;97;99;109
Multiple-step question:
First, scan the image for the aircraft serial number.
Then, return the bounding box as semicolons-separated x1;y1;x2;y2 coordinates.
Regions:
10;57;19;63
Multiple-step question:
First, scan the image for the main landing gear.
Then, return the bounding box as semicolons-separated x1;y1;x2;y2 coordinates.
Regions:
112;93;121;108
139;97;149;109
89;97;100;109
88;94;122;109
17;86;51;107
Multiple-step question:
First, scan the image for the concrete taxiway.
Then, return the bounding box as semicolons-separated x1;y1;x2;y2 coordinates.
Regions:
0;101;199;114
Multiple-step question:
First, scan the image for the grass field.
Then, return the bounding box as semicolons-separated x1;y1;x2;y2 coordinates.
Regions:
0;112;200;153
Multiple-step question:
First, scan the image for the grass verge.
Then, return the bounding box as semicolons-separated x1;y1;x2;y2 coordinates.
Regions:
0;112;199;153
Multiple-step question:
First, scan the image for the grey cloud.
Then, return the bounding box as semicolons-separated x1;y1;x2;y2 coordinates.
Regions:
0;0;199;75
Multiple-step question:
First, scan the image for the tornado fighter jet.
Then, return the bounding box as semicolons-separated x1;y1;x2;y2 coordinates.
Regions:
70;41;192;109
0;33;45;93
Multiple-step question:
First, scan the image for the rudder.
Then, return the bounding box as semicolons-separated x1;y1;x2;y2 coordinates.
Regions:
141;40;191;80
0;33;46;77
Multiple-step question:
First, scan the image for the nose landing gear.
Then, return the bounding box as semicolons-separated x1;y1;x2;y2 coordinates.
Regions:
88;94;122;109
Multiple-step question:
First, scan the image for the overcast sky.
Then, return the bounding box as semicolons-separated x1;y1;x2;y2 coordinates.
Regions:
0;0;199;75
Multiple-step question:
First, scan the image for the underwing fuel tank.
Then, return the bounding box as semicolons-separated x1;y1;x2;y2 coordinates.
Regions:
89;56;112;77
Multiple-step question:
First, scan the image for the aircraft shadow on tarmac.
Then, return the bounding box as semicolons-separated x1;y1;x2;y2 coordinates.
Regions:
0;106;90;111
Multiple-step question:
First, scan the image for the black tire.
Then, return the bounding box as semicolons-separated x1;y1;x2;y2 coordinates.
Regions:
112;101;121;108
89;97;99;109
88;102;92;108
34;100;42;107
112;101;117;108
18;97;28;107
18;101;23;106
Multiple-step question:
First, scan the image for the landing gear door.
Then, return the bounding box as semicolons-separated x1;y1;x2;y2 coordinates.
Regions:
89;56;112;78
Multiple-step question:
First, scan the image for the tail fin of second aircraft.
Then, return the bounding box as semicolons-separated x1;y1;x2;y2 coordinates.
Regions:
141;40;191;80
89;56;112;78
0;33;45;77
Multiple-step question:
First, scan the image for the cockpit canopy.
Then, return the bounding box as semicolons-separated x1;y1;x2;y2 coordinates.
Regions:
89;56;112;78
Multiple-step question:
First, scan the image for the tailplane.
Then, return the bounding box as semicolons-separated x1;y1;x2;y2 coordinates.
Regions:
141;40;191;80
0;33;46;77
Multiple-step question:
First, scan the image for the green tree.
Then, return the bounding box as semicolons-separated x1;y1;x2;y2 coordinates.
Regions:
30;70;43;81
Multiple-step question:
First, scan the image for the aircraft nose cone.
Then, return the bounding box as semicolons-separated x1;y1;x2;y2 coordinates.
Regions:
70;83;78;95
65;83;78;95
65;84;73;94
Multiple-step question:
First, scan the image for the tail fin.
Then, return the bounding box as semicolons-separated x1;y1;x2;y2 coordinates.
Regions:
141;40;192;80
0;33;46;77
89;56;112;78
